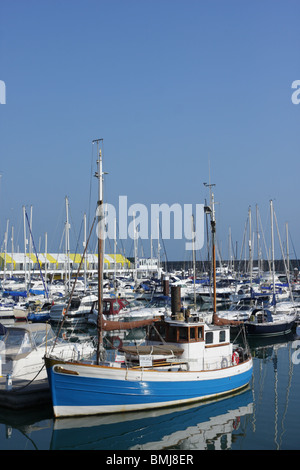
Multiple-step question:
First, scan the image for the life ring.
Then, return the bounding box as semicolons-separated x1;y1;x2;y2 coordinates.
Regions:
111;336;123;349
232;351;240;365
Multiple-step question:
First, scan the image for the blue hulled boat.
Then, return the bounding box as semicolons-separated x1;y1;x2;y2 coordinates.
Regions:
44;144;253;419
44;312;253;418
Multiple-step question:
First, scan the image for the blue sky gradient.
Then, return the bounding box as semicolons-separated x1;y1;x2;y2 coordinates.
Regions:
0;0;299;263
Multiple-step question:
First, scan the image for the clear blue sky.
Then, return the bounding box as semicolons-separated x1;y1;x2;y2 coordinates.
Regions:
0;0;299;264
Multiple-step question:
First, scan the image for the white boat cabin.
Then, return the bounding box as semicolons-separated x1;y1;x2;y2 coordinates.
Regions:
146;318;233;371
116;315;241;373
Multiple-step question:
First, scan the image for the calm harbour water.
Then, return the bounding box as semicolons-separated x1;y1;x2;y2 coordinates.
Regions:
1;327;300;451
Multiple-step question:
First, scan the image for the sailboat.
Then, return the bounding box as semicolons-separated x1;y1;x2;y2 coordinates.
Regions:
44;145;253;418
244;201;297;337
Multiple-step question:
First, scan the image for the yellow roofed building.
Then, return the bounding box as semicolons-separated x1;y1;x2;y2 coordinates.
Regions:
0;252;131;276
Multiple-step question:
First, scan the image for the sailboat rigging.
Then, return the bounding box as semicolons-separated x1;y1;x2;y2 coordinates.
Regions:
25;209;49;299
51;216;96;349
244;200;297;336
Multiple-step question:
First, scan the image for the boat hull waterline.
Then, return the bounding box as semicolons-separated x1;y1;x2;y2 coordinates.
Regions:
45;357;253;418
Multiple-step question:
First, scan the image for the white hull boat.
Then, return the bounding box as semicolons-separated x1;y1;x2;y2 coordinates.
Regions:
0;323;95;383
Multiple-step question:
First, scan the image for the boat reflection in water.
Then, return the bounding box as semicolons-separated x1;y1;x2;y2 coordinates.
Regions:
50;388;253;450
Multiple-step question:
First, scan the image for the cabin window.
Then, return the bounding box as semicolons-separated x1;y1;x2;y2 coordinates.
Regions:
33;329;55;346
70;299;81;310
198;327;203;340
179;327;188;342
219;330;226;343
189;327;195;341
168;326;177;342
205;332;213;344
149;323;166;342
